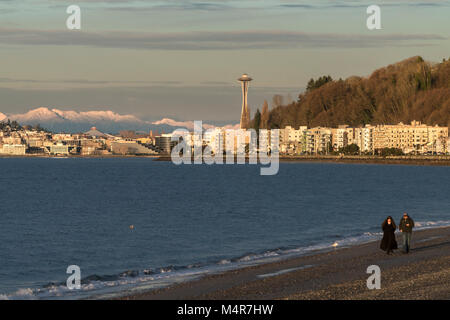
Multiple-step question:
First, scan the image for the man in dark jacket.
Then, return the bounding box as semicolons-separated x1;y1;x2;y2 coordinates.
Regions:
399;212;415;253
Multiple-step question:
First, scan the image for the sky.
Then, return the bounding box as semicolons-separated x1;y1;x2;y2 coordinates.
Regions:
0;0;449;123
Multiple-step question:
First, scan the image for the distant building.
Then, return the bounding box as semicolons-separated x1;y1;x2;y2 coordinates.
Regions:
84;127;108;138
119;130;137;139
331;125;349;151
155;134;177;154
279;126;307;155
203;128;224;155
49;143;70;155
2;135;22;145
353;125;375;154
27;138;44;148
0;144;27;155
373;121;448;154
306;127;332;154
80;139;107;155
447;137;450;155
111;140;158;155
136;137;153;145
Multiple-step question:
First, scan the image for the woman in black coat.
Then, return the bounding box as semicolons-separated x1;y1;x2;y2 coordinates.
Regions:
380;216;398;255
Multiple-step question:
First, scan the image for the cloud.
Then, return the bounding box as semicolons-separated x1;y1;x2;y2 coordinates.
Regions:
0;28;445;50
278;0;450;9
0;77;39;83
0;77;183;87
107;2;231;12
63;0;450;11
3;0;449;16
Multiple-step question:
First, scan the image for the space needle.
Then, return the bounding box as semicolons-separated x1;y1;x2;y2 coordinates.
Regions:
238;73;252;129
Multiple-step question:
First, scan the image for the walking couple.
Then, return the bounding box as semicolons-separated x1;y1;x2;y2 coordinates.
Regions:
380;213;415;255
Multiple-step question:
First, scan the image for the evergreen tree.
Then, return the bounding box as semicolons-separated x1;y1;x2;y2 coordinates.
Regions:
261;100;269;129
306;75;333;92
253;109;261;134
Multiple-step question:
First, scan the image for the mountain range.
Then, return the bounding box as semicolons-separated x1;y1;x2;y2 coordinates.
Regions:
0;108;237;134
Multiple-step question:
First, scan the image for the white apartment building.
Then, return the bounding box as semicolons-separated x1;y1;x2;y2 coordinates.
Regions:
332;125;350;150
0;144;27;155
360;125;375;153
373;121;448;154
2;135;22;145
306;127;332;154
279;126;307;155
277;121;448;155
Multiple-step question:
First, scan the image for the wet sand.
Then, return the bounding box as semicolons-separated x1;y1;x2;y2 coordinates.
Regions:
119;226;450;300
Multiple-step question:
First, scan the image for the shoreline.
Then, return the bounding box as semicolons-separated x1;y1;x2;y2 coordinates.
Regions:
279;155;450;166
1;154;450;166
0;154;160;159
156;155;450;166
118;226;450;300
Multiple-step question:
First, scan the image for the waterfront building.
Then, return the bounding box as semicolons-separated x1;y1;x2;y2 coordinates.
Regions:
447;137;450;155
359;125;375;154
155;134;177;154
111;140;159;155
84;127;108;138
26;138;45;148
372;121;448;154
203;128;224;155
49;143;70;155
0;144;27;155
306;127;332;154
2;135;22;145
331;125;350;150
279;126;307;155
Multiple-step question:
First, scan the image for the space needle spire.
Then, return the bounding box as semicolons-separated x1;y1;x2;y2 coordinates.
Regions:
238;73;252;129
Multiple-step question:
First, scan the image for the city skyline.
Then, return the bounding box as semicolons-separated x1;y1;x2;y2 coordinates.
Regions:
0;0;449;121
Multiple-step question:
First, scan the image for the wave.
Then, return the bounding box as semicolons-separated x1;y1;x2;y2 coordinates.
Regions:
414;220;450;229
2;219;449;300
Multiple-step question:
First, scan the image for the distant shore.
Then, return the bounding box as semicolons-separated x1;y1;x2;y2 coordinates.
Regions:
279;155;450;166
1;154;450;166
0;154;159;159
156;155;450;166
119;226;450;300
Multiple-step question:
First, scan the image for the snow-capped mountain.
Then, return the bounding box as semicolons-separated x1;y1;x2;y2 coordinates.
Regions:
51;109;142;123
2;107;146;133
1;108;235;133
8;107;141;124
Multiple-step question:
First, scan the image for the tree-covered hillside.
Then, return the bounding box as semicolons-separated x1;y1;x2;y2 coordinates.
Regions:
264;56;450;129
